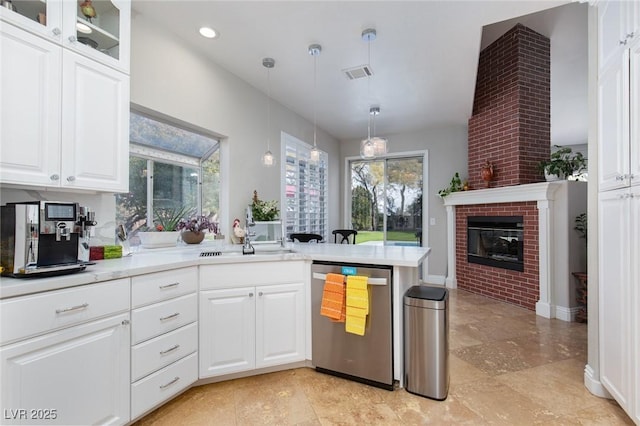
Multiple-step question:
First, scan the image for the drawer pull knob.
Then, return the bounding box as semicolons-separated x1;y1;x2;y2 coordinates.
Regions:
159;376;180;390
55;303;89;314
159;344;180;355
159;312;180;321
159;282;179;289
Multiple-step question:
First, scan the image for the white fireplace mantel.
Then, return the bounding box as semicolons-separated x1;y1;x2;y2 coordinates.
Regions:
442;181;582;320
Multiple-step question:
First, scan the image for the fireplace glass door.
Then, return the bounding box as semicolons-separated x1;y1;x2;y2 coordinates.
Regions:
467;216;524;271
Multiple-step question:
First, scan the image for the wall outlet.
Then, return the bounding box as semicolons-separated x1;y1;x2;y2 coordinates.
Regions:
430;217;436;226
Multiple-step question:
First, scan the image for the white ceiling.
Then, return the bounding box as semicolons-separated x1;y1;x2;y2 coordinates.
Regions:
131;1;587;145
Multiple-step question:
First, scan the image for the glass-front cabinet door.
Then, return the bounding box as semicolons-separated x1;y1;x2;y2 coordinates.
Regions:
62;0;130;72
0;0;64;41
0;0;130;72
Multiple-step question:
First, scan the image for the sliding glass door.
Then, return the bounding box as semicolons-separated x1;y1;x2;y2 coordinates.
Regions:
349;155;423;246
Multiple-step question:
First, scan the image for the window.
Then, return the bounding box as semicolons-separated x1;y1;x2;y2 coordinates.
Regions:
116;111;220;242
282;132;328;241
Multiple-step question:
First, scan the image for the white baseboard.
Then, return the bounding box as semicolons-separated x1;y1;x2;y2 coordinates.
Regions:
536;301;553;318
584;364;612;399
425;274;446;285
555;305;583;322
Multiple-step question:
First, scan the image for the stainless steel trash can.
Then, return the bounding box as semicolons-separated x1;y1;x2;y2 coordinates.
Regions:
403;285;449;400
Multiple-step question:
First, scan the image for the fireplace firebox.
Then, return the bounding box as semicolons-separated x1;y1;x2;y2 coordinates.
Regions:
467;216;524;272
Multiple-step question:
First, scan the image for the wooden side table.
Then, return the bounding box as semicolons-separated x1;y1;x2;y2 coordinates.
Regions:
572;272;588;323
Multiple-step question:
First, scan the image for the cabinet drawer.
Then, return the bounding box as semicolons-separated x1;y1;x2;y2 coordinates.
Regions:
132;267;198;308
131;352;197;420
200;261;305;289
131;322;198;382
0;279;130;345
131;293;197;344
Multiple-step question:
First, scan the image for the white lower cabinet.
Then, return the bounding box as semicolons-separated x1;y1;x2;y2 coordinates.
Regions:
129;268;198;421
0;312;130;425
199;261;306;379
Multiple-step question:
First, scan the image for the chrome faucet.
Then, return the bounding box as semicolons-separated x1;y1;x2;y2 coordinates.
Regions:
243;205;255;255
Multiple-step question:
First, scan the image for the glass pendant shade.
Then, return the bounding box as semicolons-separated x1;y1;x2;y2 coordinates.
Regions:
262;150;275;167
372;136;388;156
310;146;320;163
360;139;375;159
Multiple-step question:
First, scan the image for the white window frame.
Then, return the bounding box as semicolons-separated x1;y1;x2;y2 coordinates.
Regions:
281;131;329;241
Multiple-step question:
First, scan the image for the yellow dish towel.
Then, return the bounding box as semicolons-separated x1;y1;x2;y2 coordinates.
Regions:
320;273;345;321
345;275;369;336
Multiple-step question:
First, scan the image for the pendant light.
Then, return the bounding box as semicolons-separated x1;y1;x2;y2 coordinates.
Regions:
370;106;388;156
359;28;388;159
309;44;321;164
261;57;276;167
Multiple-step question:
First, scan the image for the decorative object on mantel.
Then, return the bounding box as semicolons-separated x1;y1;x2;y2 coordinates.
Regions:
177;214;218;245
480;161;494;187
537;145;587;181
438;172;463;197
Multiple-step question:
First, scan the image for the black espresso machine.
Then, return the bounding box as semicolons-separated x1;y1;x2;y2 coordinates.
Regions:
1;201;96;278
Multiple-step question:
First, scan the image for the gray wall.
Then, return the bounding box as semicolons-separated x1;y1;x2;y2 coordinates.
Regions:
129;14;341;236
340;125;468;279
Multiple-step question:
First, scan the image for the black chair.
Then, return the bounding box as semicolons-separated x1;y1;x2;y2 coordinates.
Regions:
415;229;422;246
289;233;323;243
332;229;357;244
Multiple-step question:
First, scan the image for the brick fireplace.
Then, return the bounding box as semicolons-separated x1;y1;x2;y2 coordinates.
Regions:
442;24;586;320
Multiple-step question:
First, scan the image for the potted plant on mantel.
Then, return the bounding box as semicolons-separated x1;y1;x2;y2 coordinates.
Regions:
537;146;587;181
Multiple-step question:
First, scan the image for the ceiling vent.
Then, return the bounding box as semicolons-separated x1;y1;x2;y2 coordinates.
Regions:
342;64;373;80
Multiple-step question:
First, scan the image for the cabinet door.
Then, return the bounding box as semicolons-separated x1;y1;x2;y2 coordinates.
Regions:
199;287;255;377
631;186;640;425
61;50;129;192
598;189;631;411
630;39;640;187
0;24;62;187
0;0;63;44
255;283;305;368
598;50;630;191
599;0;626;72
61;0;131;73
0;313;130;425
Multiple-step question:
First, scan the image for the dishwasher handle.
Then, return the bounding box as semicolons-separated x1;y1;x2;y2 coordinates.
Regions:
312;272;387;286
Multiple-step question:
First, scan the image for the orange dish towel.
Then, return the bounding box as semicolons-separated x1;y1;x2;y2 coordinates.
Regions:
320;273;345;321
345;275;369;336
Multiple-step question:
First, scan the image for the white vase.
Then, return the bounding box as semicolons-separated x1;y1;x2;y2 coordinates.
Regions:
544;170;565;181
138;231;180;248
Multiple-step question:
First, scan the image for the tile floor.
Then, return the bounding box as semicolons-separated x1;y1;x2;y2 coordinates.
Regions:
134;289;633;425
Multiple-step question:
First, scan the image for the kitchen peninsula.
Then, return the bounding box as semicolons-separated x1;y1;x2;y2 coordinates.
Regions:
0;243;429;425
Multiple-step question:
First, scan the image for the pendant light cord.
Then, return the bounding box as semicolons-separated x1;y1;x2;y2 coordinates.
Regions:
267;66;271;151
313;52;318;148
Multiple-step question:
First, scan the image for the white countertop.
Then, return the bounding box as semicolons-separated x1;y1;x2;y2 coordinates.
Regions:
0;242;430;299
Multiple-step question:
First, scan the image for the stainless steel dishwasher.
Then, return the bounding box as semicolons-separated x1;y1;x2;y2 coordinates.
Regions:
311;261;394;390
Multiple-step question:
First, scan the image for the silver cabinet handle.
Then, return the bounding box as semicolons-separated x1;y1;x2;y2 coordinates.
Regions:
627;32;635;40
69;35;77;43
66;176;75;182
159;312;180;321
629;174;636;180
159;282;179;289
56;303;88;314
121;319;130;326
616;175;625;181
249;292;254;297
258;292;263;296
619;39;628;46
159;376;180;390
50;174;59;181
52;28;61;36
159;344;180;355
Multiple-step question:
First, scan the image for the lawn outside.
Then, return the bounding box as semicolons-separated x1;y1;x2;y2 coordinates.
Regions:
356;230;418;244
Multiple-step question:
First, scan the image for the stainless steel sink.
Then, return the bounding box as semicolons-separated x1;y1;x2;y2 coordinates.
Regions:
199;248;295;257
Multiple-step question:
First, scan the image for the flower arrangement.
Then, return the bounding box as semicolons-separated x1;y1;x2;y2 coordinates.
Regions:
251;190;279;221
177;215;219;234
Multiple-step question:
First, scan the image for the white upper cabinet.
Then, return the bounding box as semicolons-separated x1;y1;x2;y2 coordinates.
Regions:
0;0;130;192
1;0;130;73
598;0;639;73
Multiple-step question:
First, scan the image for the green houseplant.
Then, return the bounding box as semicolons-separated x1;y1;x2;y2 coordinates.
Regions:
251;190;280;221
537;146;587;181
438;172;463;197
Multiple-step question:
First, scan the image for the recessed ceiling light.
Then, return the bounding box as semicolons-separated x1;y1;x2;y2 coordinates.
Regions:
199;27;218;39
76;22;92;34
